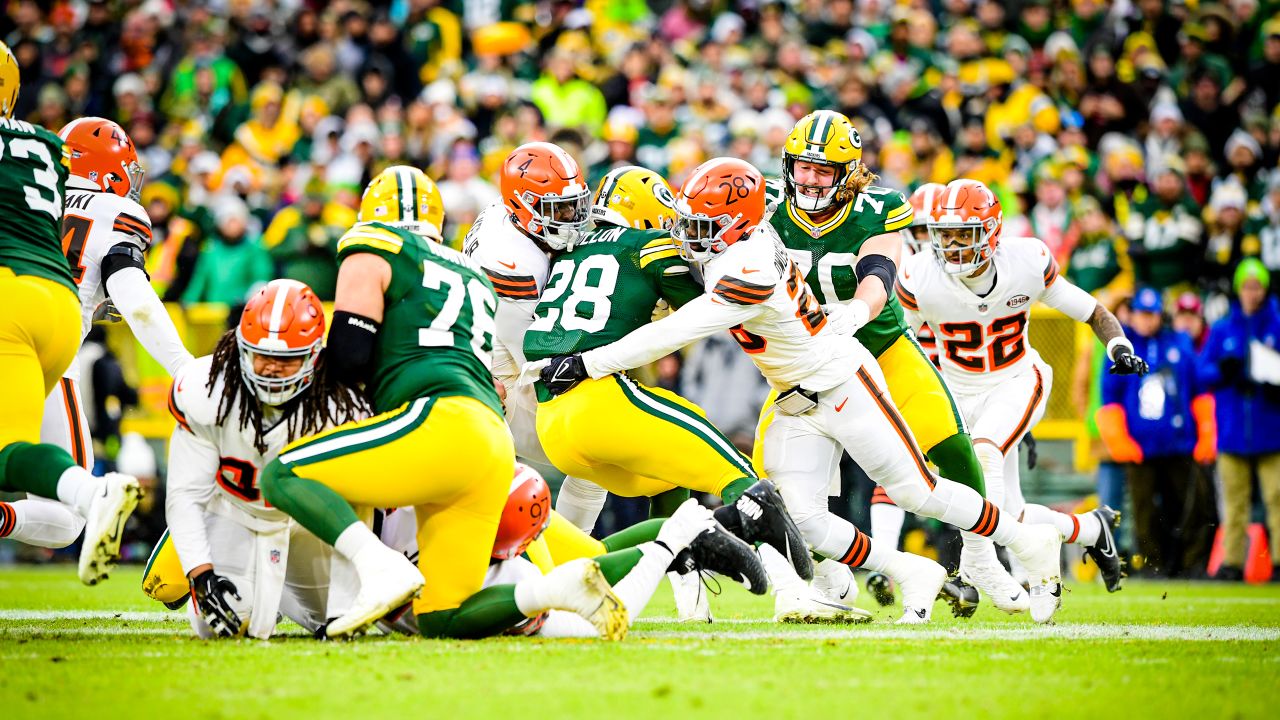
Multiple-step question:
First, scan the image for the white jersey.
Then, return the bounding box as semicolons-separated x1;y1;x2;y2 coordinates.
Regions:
897;236;1096;393
582;224;865;392
462;201;552;387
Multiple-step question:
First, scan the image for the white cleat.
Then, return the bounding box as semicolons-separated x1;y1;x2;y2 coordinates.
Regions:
812;558;859;606
1008;524;1064;624
960;551;1030;614
78;473;142;585
669;570;712;623
896;606;932;624
327;546;423;638
541;558;629;640
774;583;872;624
890;553;947;624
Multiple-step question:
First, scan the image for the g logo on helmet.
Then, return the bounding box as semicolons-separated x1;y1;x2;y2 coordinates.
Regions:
848;128;862;149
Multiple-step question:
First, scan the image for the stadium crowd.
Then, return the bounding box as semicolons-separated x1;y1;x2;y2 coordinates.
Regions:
2;0;1280;581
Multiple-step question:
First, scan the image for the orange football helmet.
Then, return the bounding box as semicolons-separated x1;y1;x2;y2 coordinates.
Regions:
500;142;590;251
672;157;766;262
236;279;326;405
928;178;1003;275
59;117;145;202
492;463;551;560
904;182;946;253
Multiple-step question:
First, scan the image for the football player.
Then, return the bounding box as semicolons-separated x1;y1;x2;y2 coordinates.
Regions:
752;112;991;614
142;279;366;638
531;157;1067;623
375;465;768;638
0;42;141;585
257;166;627;640
522;165;845;622
897;178;1140;596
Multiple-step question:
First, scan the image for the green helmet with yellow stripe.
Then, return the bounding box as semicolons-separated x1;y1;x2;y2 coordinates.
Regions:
783;110;864;213
359;165;446;242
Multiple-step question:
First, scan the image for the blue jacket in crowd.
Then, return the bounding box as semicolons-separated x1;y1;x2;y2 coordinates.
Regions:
1102;326;1203;458
1198;298;1280;456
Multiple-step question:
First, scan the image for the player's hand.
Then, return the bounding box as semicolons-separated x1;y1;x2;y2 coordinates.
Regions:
822;299;870;337
540;354;588;396
92;300;123;324
1109;349;1148;376
190;569;243;638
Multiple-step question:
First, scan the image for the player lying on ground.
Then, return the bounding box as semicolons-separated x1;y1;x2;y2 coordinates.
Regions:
370;465;767;638
528;158;1066;624
0;43;139;586
898;178;1142;595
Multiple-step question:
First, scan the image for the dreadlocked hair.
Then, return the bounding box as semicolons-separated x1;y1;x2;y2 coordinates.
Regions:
207;330;371;455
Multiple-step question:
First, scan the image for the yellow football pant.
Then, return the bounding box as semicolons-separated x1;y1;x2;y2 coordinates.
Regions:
142;529;188;605
0;269;81;448
278;395;514;615
753;333;964;473
537;374;756;499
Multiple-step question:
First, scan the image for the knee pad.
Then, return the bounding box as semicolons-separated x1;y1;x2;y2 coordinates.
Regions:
884;482;930;514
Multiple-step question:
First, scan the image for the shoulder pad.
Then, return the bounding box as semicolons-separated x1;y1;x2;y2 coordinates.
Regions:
337;222;408;256
707;235;783;305
168;355;220;432
638;234;682;270
466;209;548;299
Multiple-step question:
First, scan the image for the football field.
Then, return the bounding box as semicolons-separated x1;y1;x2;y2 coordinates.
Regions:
1;567;1277;720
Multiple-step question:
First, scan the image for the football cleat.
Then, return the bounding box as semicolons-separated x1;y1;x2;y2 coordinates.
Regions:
1029;581;1063;624
812;558;859;606
774;583;872;624
890;552;947;624
327;545;423;638
714;480;813;580
667;570;712;623
669;520;769;595
960;547;1030;614
895;606;932;625
538;558;629;640
1007;524;1064;624
865;571;895;607
78;473;143;585
1083;506;1125;593
940;575;980;618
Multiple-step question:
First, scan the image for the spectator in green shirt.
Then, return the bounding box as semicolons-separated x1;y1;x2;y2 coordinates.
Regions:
181;197;273;307
530;47;606;135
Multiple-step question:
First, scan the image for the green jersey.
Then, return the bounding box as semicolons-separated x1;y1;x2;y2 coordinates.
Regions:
765;179;913;357
0;118;74;294
524;225;702;363
335;221;502;415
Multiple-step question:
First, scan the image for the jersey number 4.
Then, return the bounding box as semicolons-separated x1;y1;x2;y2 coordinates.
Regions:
61;214;92;284
938;312;1027;372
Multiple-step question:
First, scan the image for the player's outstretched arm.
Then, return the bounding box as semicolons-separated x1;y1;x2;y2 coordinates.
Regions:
103;248;193;376
1040;262;1148;375
846;232;903;332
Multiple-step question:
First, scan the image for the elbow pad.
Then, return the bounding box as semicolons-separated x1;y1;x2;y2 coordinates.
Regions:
855;253;897;296
328;311;381;382
101;243;148;284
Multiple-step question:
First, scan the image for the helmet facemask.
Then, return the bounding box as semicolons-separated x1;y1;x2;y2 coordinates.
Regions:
784;154;854;213
235;330;322;406
928;223;993;276
520;185;591;251
672;200;741;263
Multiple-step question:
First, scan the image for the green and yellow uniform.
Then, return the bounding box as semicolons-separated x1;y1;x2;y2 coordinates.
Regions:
525;223;758;503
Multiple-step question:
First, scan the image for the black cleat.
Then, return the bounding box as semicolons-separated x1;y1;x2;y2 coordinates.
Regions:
1083;505;1125;592
865;571;895;606
715;480;813;580
939;575;980;618
669;521;769;595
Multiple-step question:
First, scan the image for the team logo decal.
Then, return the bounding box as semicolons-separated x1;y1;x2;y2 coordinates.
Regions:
1007;294;1030;308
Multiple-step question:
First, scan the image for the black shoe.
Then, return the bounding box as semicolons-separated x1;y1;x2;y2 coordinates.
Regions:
1215;564;1244;581
940;575;980;618
1083;506;1126;592
669;521;769;595
714;480;813;580
865;571;895;607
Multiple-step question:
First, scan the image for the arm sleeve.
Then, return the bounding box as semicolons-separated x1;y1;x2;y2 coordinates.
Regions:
1039;274;1098;323
163;426;221;576
105;267;194;377
582;293;758;378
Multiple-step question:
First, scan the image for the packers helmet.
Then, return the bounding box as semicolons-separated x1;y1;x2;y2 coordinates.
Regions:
359;165;445;242
783;110;864;212
0;41;19;119
591;165;677;230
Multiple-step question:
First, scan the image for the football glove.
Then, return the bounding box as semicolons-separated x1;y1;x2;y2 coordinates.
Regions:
1108;348;1148;376
92;300;123;324
190;569;243;638
821;299;870;337
1022;432;1038;470
540;354;588;396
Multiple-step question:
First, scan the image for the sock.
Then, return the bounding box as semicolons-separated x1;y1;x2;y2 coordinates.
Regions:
610;543;675;623
419;585;525;639
555;475;607;532
1023;504;1100;546
971;442;1005;508
648;487;689;519
925;432;986;496
260;460;359;546
334;522;379;561
2;498;85;548
0;442;77;498
56;466;103;517
758;543;807;594
601;518;665;552
719;477;755;505
595;548;645;585
869;501;905;551
961;531;1000;566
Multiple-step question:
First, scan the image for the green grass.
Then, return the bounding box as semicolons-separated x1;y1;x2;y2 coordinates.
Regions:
2;566;1278;719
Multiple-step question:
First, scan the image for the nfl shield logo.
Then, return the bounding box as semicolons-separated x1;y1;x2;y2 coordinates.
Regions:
270;550;281;564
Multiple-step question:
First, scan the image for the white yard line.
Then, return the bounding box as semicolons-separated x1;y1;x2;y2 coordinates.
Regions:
0;610;175;621
632;623;1280;642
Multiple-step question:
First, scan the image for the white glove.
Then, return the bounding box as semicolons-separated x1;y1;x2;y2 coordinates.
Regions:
656;498;716;554
823;299;871;336
515;358;551;387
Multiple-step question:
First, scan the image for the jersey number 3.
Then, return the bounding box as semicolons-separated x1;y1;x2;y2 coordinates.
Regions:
938;312;1027;372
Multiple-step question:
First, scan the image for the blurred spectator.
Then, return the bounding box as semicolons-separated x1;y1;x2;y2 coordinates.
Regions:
181;197;271;306
261;180;354;300
1065;195;1134;303
1122;161;1204;292
1197;260;1280;580
1173;292;1210;350
530;47;606;136
1097;288;1217;577
1204;180;1254;294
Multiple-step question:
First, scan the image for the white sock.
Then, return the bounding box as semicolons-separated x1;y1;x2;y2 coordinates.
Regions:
514;575;552;617
1022;504;1100;546
334;522;379;561
612;543;675;624
960;531;1000;566
860;536;898;574
758;544;807;594
554;476;608;532
4;499;85;548
55;466;103;517
869;503;905;551
973;442;1006;508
